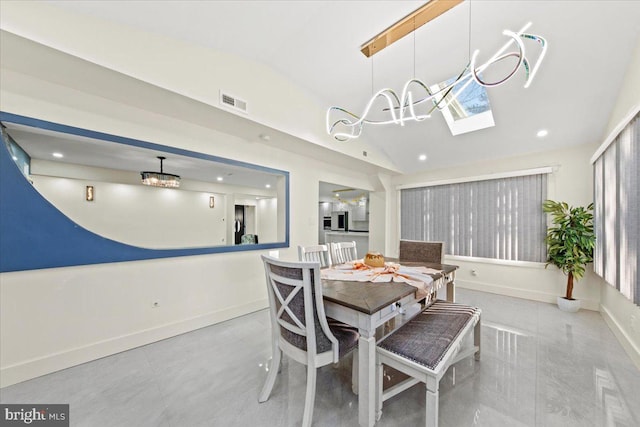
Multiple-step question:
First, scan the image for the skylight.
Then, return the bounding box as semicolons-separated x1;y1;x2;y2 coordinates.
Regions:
430;76;495;136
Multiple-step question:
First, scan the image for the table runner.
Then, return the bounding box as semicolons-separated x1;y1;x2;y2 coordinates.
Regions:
321;260;441;298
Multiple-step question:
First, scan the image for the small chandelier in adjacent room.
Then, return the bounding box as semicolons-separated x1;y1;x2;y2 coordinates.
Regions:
140;156;181;188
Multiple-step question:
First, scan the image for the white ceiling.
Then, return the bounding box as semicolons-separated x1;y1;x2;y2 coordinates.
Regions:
319;181;369;202
32;1;640;174
3;123;284;190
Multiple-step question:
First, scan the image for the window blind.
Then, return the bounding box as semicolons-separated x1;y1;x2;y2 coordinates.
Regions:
593;112;639;305
401;173;548;262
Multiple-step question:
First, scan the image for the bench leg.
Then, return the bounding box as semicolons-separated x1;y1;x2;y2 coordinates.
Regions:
474;317;481;361
425;380;439;427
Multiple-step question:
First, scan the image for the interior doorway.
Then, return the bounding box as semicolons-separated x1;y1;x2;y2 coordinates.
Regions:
234;205;245;244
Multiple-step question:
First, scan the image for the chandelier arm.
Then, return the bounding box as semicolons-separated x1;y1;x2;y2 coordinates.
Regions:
430;64;472;110
471;30;525;88
471;51;524;87
399;79;431;124
434;72;475;110
521;57;531;83
521;33;547;88
326;107;360;135
383;67;469;113
382;79;434;111
326;23;546;141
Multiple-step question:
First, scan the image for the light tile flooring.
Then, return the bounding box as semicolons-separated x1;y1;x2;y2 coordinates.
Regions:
1;289;639;426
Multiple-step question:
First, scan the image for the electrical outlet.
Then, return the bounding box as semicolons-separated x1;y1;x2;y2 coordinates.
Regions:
152;301;160;308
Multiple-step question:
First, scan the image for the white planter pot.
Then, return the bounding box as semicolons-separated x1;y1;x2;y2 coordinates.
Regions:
557;296;580;312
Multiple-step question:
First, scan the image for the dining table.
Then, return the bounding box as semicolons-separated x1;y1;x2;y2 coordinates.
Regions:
321;259;458;427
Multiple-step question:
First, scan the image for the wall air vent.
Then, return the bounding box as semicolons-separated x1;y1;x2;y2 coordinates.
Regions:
220;91;248;114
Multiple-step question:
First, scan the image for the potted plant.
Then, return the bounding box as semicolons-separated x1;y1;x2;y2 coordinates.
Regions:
542;200;595;312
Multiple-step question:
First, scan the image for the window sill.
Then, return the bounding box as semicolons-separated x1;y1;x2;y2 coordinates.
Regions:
444;255;547;269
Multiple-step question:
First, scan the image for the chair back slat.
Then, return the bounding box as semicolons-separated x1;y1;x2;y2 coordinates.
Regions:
330;241;357;265
298;245;332;268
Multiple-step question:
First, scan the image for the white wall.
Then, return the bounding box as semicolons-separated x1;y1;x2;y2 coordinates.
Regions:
27;160;281;248
598;35;640;370
256;198;278;243
0;0;398;173
0;86;383;387
0;31;387;387
31;174;228;249
388;143;601;310
384;34;640;370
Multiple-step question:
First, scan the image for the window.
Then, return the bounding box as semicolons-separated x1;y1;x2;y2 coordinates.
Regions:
401;171;548;262
430;75;495;136
593;112;639;305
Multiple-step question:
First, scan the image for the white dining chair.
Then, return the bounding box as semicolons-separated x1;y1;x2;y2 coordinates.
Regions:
330;241;358;265
298;244;332;268
259;255;359;427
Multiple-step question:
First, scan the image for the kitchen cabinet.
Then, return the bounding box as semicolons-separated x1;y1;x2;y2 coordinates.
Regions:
351;198;368;221
352;203;367;221
332;201;347;212
319;202;332;218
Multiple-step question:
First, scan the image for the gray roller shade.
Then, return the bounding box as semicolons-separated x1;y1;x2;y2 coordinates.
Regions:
401;173;548;262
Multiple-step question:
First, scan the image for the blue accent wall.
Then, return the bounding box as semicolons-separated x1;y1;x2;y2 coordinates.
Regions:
0;112;289;272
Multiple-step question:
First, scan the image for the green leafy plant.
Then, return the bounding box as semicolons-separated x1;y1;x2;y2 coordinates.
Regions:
543;200;595;300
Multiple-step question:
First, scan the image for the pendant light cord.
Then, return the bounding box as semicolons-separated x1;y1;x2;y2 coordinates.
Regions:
468;0;472;62
371;56;374;96
413;17;416;78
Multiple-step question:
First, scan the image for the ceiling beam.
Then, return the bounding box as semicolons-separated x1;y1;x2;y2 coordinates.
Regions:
360;0;464;58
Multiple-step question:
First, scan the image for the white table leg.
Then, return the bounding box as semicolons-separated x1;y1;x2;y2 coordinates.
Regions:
446;271;456;302
358;333;376;426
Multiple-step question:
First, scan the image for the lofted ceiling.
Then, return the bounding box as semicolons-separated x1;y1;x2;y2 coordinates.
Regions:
16;1;640;174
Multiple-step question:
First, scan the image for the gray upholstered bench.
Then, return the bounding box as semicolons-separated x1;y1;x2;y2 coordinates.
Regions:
376;300;481;427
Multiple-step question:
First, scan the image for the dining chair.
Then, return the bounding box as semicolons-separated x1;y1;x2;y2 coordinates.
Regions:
330;241;358;265
259;255;359;427
399;240;444;303
399;240;444;264
298;244;332;268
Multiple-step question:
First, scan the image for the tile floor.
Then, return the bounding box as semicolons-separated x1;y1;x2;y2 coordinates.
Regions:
1;289;639;426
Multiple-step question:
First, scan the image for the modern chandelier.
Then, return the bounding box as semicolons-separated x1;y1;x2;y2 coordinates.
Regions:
140;156;181;188
326;18;547;142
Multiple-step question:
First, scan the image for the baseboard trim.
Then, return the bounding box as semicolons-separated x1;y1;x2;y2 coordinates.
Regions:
0;298;268;388
599;304;640;371
456;279;600;311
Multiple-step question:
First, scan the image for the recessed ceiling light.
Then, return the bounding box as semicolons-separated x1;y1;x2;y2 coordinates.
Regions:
259;134;271;141
265;184;271;188
12;156;18;161
335;193;340;198
418;154;427;161
52;152;64;158
216;176;223;181
536;129;548;138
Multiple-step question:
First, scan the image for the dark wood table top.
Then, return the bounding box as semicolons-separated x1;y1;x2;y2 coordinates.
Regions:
322;261;458;315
